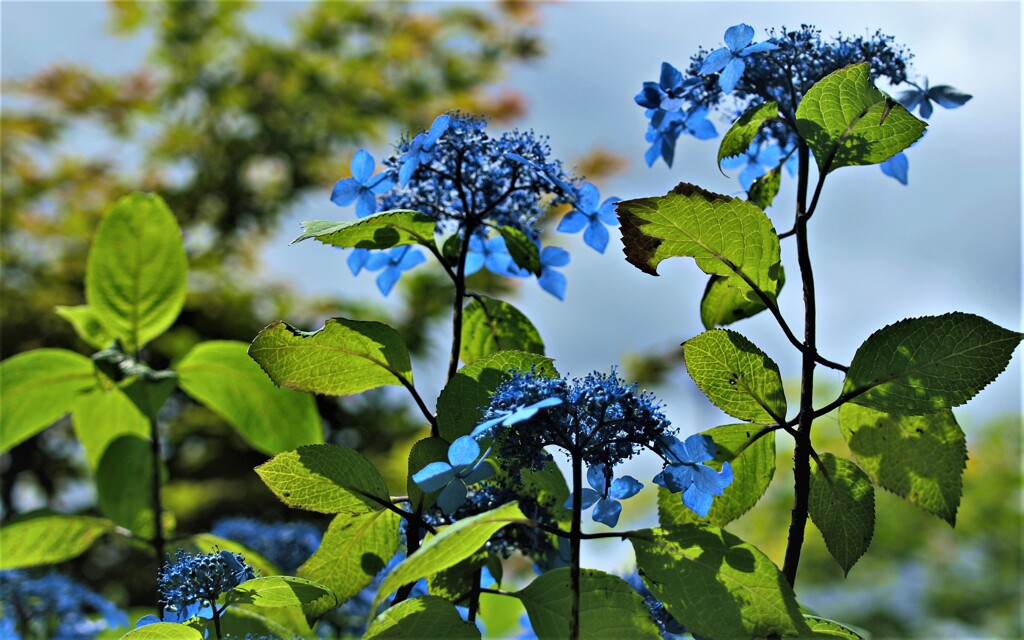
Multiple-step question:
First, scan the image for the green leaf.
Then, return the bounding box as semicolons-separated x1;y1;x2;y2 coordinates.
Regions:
718;101;779;171
407;437;451;512
0;349;98;452
55;305;115;350
121;622;204;640
497;226;541;276
176;340;323;455
297;509;400;604
795;62;926;173
700;266;785;329
96;435;155;538
189;533;281;578
461;296;544;364
255;444;391;514
748;165;782;210
518;567;662;639
85;192;188;351
808;453;875;575
839;404;965;525
216;607;296;639
616;182;782;306
122;371;178;422
0;513;113;569
293;210;438;249
372;502;525;612
843;312;1022;414
427;552;486;601
225;576;338;620
436;351;557;441
659;424;776;527
71;386;148;470
683;330;787;424
804;615;868;639
631;524;809;639
248;318;413;397
364;596;482;639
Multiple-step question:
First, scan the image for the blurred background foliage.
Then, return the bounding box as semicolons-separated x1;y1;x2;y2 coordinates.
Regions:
1;1;1019;636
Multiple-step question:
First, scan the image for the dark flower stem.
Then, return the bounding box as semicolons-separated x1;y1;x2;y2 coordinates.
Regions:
149;416;167;619
210;602;223;640
446;220;476;392
569;450;583;640
467;567;482;623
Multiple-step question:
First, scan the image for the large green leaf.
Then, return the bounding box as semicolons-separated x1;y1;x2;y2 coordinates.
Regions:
248;318;413;396
121;623;204;640
293;210;437;249
839;404;965;525
225;576;337;620
631;524;808;639
255;445;391;514
718;101;779;171
0;349;98;452
84;192;188;351
659;424;776;527
372;502;525;612
518;568;662;639
497;226;541;276
364;596;482;639
843;312;1022;414
461;296;544;364
436;351;556;441
298;509;400;604
700;266;785;329
616;183;782;305
176;340;322;455
96;435;155;538
71;386;149;470
0;513;113;569
683;330;787;424
427;552;487;602
808;454;875;575
795;62;927;173
55;305;115;350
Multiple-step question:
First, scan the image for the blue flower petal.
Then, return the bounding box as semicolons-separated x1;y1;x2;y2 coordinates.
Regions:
928;85;971;108
679;434;716;463
592;497;623;527
462;459;494;485
437;479;468;515
135;615;161;629
330;178;360;207
426;114;451;144
608;476;643;500
583;220;610;253
587;463;610;493
880;152;909;185
564;487;602;511
347;248;371;275
700;47;732;74
557;210;589;234
719;56;747;93
682;485;714;517
448;435;481;468
540;246;571;268
413;461;457;492
659;463;696;493
724;24;754;52
538;268;567;300
576;182;601;212
740;41;779;56
356;190;378;218
350;149;375;183
659;62;683;92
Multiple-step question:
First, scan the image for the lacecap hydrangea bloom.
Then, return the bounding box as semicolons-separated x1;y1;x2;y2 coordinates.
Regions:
155;549;256;622
0;570;127;639
211;517;322;575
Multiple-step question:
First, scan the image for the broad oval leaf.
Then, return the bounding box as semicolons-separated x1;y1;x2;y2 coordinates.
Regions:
0;513;113;569
700;266;785;330
796;62;926;173
843;312;1022;415
0;349;98;452
631;524;809;639
518;567;662;639
292;210;437;249
808;453;875;575
839;403;965;525
616;183;782;305
364;596;481;640
55;305;115;350
718;101;779;171
85;192;188;351
461;296;544;364
71;386;148;471
249;318;413;397
121;622;204;640
498;226;541;276
748;165;782;209
683;330;787;424
176;340;322;455
255;445;390;515
96;434;155;538
225;576;338;620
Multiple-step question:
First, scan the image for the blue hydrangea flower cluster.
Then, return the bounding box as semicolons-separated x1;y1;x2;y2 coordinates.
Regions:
0;570;128;639
211;517;322;574
156;549;256;621
637;24;970;187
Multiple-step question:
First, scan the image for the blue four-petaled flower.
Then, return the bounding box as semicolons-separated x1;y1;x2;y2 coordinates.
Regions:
634;62;700;112
564;463;643;528
413;435;496;515
897;78;971;119
653;434;733;517
700;24;779;93
399;114;451;186
363;245;426;296
330;149;396;218
557;182;620;253
464;235;518;277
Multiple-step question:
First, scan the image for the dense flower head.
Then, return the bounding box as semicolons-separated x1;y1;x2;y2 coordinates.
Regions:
0;570;127;639
211;518;322;574
158;549;256;619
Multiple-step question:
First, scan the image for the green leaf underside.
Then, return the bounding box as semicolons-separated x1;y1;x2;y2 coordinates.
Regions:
216;607;296;639
364;596;481;639
748;166;782;210
436;351;557;441
659;425;776;527
498;226;542;276
428;552;487;601
700;266;785;330
631;525;808;639
0;513;113;569
372;502;525;613
293;210;438;249
248;318;413;396
843;312;1022;415
839;404;965;524
255;445;390;514
718;101;779;171
96;435;155;538
121;622;204;640
461;296;545;364
84;192;188;351
804;615;868;639
0;349;98;452
189;534;281;578
808;453;875;575
298;509;400;604
616;182;782;306
683;330;787;424
176;340;323;455
225;576;337;619
795;62;926;173
518;567;662;639
55;305;115;350
71;386;149;470
408;437;451;511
